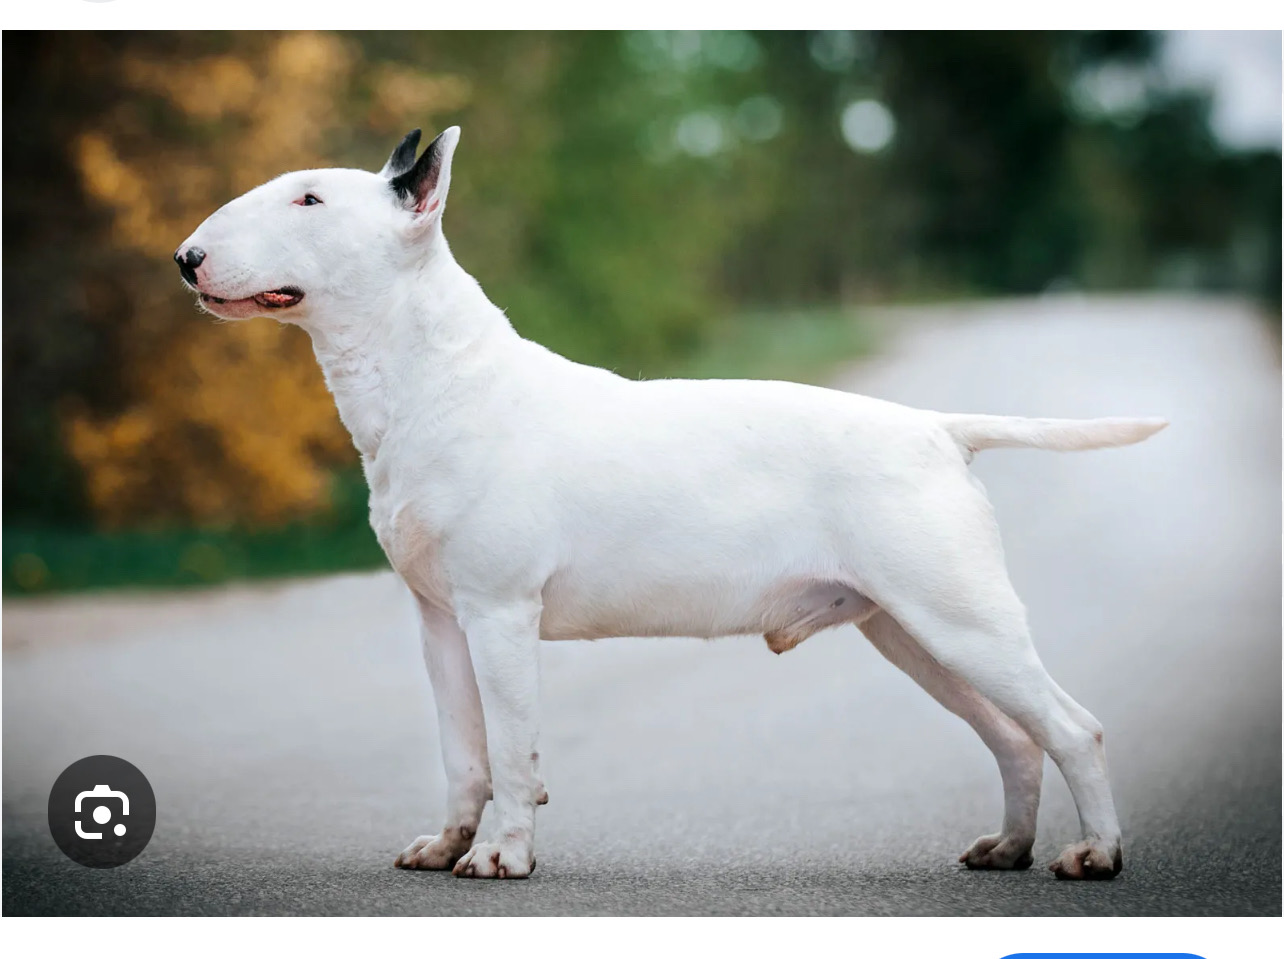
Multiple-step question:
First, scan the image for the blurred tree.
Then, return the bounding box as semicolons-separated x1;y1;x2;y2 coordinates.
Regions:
725;30;1280;304
4;33;378;527
724;31;890;303
3;32;125;526
58;33;368;526
876;31;1078;292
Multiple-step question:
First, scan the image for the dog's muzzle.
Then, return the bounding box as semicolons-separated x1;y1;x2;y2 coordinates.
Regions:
174;246;206;286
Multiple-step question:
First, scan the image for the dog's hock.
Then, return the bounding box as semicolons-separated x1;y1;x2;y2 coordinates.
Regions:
388;126;461;226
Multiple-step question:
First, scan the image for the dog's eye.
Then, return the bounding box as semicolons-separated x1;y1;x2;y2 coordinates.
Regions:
295;194;322;207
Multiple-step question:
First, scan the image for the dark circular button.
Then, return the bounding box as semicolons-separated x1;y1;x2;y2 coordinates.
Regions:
48;755;156;868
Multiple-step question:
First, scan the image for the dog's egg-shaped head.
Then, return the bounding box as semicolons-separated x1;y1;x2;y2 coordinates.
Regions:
174;127;460;324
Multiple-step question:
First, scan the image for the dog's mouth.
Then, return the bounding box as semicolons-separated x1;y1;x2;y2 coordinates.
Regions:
200;286;305;310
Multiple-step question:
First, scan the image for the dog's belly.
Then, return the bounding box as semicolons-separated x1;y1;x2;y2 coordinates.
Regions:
538;570;876;647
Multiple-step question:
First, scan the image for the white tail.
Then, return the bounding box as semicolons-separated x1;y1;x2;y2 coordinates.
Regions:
941;414;1168;454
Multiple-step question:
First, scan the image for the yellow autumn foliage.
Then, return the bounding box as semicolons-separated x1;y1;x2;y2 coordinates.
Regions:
63;32;470;527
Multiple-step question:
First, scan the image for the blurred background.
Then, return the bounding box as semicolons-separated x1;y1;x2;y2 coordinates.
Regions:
3;30;1281;594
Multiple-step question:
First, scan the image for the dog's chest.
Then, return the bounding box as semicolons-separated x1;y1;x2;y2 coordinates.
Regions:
367;469;453;611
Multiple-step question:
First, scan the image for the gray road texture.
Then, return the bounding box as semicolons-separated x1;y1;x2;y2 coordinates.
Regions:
3;295;1280;916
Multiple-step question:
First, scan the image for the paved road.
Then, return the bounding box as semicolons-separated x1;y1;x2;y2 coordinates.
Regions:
4;295;1279;915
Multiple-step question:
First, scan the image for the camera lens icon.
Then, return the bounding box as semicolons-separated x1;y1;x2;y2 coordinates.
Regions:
50;756;155;867
75;784;130;839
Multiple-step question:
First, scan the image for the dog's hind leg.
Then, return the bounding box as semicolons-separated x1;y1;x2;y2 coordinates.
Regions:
861;610;1043;869
394;598;492;871
866;475;1123;879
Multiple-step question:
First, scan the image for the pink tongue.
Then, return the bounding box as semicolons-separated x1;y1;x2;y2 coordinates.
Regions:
259;290;295;306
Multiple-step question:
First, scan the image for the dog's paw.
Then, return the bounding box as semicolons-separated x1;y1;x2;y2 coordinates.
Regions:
394;831;472;870
959;833;1035;870
452;836;535;879
1049;839;1122;880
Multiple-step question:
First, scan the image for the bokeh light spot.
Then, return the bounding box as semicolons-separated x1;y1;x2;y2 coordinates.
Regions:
840;99;895;154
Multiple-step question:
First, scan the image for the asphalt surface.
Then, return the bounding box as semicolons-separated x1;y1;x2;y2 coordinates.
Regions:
4;295;1279;915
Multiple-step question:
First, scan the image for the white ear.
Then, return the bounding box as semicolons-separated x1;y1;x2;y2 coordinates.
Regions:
388;126;460;229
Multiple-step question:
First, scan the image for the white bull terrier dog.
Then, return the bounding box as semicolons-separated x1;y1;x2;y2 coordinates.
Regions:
177;127;1166;881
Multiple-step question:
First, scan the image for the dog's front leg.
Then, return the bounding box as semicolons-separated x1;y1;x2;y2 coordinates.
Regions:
451;597;542;879
395;599;491;871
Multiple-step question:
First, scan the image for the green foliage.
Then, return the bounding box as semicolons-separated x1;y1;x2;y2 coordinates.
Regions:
476;34;735;370
2;471;385;594
667;307;875;384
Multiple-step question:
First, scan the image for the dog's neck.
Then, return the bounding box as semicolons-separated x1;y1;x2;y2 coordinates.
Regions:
300;243;515;462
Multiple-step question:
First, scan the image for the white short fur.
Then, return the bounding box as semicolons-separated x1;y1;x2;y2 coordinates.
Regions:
178;127;1167;881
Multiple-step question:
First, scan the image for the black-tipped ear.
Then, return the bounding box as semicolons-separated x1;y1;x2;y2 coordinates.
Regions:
380;129;422;179
389;126;460;221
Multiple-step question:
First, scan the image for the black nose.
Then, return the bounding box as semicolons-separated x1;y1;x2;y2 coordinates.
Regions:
174;246;205;285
